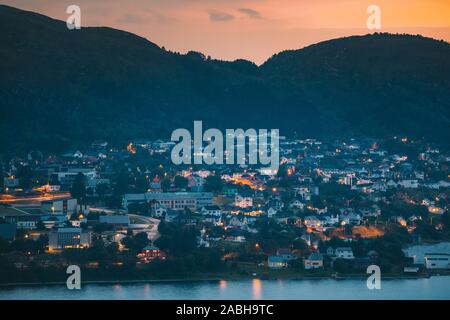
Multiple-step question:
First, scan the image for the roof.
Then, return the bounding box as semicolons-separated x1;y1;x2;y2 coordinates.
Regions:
335;247;353;252
203;205;220;211
56;227;82;233
143;245;160;251
268;255;288;263
124;192;213;202
277;248;292;255
307;252;324;261
99;215;130;224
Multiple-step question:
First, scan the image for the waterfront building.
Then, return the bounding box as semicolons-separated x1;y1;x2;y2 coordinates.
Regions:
48;228;92;252
424;253;450;269
304;252;324;270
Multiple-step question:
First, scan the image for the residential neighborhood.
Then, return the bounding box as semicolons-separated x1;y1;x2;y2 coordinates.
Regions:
0;135;449;283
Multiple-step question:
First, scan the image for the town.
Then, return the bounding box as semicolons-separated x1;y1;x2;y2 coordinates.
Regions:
0;135;449;284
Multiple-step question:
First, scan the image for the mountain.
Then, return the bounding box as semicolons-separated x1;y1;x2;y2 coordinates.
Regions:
0;4;449;153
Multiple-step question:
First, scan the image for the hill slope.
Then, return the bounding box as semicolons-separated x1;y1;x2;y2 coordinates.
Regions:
0;5;449;152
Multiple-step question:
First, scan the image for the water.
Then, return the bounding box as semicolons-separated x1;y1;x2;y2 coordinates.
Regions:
2;242;449;300
1;276;450;300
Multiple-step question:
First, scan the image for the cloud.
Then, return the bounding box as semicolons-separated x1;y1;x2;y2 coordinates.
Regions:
209;10;234;22
116;13;144;24
238;8;262;19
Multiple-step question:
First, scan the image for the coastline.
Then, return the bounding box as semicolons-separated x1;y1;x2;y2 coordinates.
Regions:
0;272;438;288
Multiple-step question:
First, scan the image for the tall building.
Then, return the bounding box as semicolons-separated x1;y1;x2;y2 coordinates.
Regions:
122;192;213;211
48;228;92;252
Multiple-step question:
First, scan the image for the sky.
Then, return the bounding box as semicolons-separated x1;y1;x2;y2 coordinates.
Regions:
3;0;450;64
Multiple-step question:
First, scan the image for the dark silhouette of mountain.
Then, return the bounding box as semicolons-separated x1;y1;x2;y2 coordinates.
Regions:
0;4;449;152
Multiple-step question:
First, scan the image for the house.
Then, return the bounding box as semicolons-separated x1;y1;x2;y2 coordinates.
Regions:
304;252;324;270
137;245;167;263
403;264;422;274
340;212;362;226
304;216;321;229
321;215;339;226
267;207;278;218
360;205;381;218
151;203;167;218
225;229;246;243
335;247;355;259
290;200;305;210
164;210;180;223
268;255;288;269
41;198;77;216
147;182;162;193
201;205;222;217
41;215;67;229
123;192;213;211
397;179;419;189
386;180;397;189
276;248;297;261
294;186;318;201
48;228;92;252
267;198;284;211
234;194;253;208
187;175;205;191
3;215;40;230
51;168;97;187
424;253;450;269
326;247;336;257
227;215;249;228
3;176;20;188
203;214;222;225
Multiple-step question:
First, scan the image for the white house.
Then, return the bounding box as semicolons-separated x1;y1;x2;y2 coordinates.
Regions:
267;207;278;218
335;247;355;259
304;252;324;270
424;253;450;269
201;205;222;217
398;179;419;189
234;194;253;208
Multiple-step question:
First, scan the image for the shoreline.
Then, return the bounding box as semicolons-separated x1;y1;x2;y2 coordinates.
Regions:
0;272;440;288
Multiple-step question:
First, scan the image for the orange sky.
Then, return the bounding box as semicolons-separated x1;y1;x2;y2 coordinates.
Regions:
4;0;450;64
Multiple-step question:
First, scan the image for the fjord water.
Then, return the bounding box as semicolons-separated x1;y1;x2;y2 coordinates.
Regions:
1;276;450;300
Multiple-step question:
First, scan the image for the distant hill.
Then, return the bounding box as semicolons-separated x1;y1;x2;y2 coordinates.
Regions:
0;4;449;152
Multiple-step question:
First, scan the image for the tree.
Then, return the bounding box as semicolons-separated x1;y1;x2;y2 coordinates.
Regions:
161;178;171;191
113;171;129;196
204;175;223;193
96;182;109;198
174;176;188;189
70;172;86;201
442;212;450;231
16;164;32;189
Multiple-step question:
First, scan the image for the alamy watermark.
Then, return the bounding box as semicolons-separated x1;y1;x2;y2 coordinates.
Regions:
171;121;279;174
366;265;381;290
367;5;381;30
66;265;81;290
66;5;81;30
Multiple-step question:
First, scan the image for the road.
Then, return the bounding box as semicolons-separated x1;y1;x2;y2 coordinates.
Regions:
128;214;160;241
0;192;71;205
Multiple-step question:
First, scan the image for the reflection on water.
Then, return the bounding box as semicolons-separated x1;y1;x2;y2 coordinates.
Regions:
219;280;227;292
143;283;151;299
252;279;262;299
1;276;450;300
